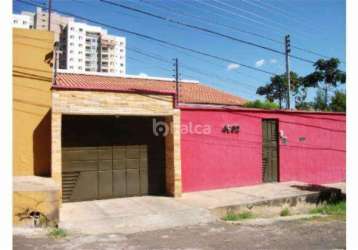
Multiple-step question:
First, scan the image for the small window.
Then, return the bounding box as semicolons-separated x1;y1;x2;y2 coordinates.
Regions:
23;21;27;25
79;44;83;47
79;51;83;54
69;66;74;69
69;58;73;61
79;28;83;32
78;66;82;70
70;50;74;54
14;20;18;24
70;42;74;46
70;27;74;31
78;36;83;40
78;59;83;62
120;63;124;67
70;35;74;39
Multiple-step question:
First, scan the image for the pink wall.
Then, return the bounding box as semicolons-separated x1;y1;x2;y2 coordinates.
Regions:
180;108;346;192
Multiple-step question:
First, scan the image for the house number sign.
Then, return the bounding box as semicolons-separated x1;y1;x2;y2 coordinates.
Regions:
222;124;240;134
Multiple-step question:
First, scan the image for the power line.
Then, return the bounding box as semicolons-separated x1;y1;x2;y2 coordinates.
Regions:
100;0;316;64
183;0;344;63
139;0;283;46
127;46;259;96
16;0;278;76
140;0;341;63
127;48;258;98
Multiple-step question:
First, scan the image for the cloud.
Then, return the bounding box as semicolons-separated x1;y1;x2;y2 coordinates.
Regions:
255;59;265;68
227;63;240;71
138;72;148;77
270;58;277;64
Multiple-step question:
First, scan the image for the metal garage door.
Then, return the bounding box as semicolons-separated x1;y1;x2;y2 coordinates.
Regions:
62;145;148;202
61;115;165;203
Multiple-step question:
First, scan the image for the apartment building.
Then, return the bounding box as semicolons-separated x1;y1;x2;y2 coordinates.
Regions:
59;21;126;75
12;14;32;29
33;7;74;42
13;7;126;75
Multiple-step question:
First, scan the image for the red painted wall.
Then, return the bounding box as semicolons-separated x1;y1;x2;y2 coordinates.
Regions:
180;108;346;192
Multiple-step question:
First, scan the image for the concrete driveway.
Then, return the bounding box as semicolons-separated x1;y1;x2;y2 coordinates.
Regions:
60;196;216;235
59;181;345;235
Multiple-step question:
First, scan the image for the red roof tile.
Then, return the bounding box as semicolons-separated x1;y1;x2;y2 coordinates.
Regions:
54;73;246;106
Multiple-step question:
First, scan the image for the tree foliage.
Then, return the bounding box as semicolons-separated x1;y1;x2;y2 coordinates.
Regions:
243;100;279;110
256;72;302;108
330;91;346;112
302;58;346;108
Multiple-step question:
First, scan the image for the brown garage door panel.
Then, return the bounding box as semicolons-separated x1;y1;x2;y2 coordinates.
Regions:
126;169;140;196
113;170;126;197
99;170;113;199
62;160;98;172
62;148;98;161
64;171;98;202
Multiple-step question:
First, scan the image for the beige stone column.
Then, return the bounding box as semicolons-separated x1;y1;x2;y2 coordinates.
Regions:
165;109;182;197
51;112;62;186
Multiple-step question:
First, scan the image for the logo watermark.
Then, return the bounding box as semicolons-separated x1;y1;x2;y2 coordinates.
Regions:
152;118;212;136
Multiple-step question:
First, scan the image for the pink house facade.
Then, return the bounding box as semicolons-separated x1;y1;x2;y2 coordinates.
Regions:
180;106;346;192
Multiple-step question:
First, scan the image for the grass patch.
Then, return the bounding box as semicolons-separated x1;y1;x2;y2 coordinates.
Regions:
280;208;291;217
309;201;346;216
48;228;67;239
222;211;254;221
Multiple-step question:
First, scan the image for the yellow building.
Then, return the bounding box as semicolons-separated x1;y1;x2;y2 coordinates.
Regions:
13;28;59;226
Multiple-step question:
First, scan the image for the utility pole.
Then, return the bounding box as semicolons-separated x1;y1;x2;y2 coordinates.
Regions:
53;42;62;85
173;58;179;108
285;34;291;109
48;0;52;31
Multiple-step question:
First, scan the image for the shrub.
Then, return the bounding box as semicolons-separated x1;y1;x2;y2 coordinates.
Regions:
280;208;290;217
222;211;254;221
243;100;279;110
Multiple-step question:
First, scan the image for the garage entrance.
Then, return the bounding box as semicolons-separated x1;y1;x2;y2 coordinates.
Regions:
61;115;166;202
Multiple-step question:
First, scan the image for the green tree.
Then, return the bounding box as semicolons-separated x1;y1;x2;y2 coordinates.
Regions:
243;100;279;110
303;58;346;109
256;72;302;109
312;89;327;111
330;91;346;112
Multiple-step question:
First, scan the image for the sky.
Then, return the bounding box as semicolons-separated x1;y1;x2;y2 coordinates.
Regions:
13;0;346;103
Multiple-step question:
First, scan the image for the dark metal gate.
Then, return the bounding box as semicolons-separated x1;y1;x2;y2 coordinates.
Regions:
262;119;279;182
61;115;165;202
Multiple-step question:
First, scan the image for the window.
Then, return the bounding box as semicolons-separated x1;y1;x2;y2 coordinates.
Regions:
120;63;124;67
79;51;83;55
69;58;74;61
70;50;74;54
70;35;74;39
120;49;123;52
79;36;83;40
79;44;83;47
79;28;83;32
23;21;27;25
78;66;82;70
70;42;74;46
78;59;83;62
69;66;74;69
70;27;74;31
14;20;18;24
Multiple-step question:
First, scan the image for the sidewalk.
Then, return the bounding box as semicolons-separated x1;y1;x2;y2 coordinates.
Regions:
56;181;345;235
178;181;346;210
